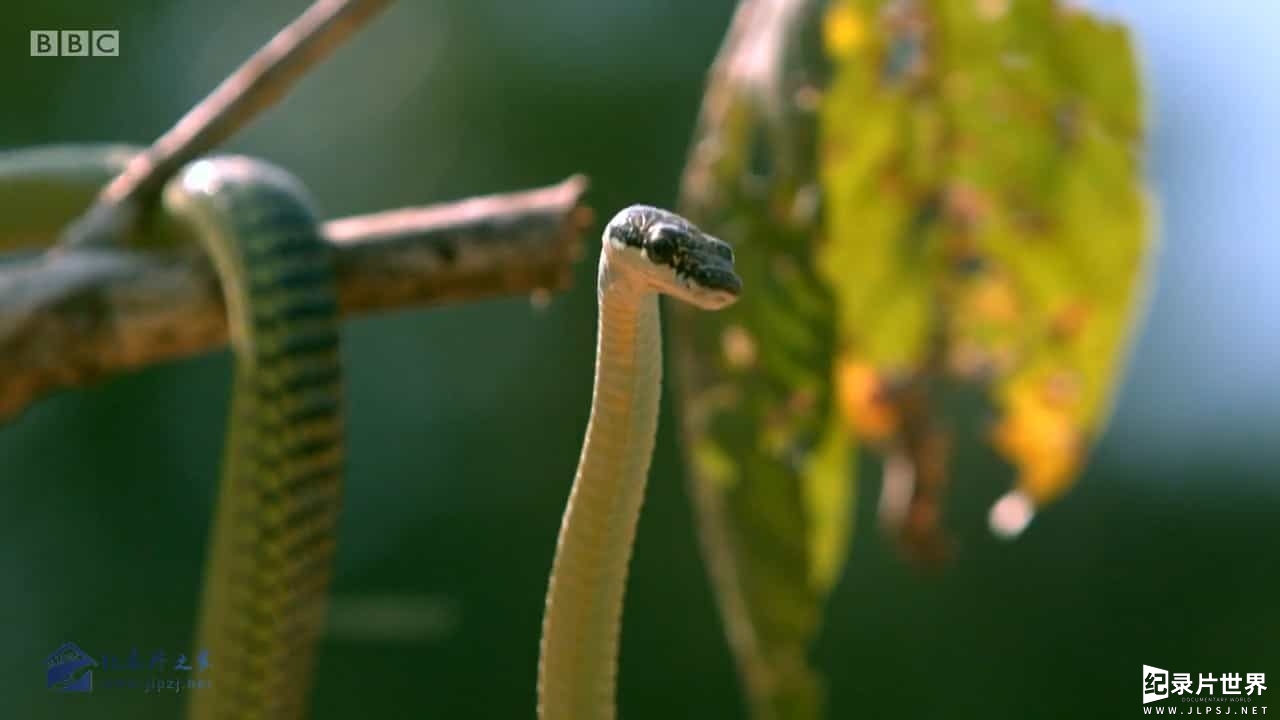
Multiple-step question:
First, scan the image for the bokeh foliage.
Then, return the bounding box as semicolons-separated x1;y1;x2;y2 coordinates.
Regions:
675;0;1149;717
822;0;1148;518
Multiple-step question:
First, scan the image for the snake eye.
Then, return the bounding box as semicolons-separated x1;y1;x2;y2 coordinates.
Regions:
646;226;680;265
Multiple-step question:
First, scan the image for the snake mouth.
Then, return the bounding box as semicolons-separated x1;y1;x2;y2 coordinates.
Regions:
672;251;741;311
682;233;740;295
681;261;742;297
648;225;741;302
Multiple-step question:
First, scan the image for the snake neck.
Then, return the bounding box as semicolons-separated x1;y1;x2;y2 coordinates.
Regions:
537;268;662;720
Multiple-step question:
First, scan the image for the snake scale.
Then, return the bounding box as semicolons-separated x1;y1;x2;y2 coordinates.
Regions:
4;149;744;720
537;206;741;720
1;146;343;719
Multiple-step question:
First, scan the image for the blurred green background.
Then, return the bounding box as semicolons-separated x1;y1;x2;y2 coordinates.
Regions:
2;1;1277;718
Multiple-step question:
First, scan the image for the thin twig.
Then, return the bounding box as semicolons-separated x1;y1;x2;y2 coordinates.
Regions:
63;0;394;249
1;176;592;422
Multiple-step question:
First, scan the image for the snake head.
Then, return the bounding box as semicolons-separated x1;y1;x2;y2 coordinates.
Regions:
602;205;742;310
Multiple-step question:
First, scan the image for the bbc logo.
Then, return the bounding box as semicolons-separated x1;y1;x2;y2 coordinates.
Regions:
30;31;119;57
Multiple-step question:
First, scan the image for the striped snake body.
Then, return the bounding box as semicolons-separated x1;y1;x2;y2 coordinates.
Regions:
0;147;344;719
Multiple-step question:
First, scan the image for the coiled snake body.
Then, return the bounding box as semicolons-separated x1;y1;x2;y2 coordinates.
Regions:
1;146;343;719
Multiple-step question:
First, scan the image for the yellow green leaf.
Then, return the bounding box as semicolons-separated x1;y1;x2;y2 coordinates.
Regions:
819;0;1151;535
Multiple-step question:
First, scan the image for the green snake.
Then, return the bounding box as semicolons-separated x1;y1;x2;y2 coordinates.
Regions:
4;149;742;719
537;206;741;720
1;146;343;719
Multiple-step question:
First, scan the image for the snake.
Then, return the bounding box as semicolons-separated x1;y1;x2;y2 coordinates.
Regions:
537;205;742;720
1;146;344;719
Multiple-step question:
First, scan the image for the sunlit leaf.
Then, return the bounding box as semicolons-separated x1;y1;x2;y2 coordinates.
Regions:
673;0;1148;716
673;2;850;717
819;0;1151;544
671;186;848;719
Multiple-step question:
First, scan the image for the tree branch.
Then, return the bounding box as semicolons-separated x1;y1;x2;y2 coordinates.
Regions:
64;0;395;249
0;175;591;422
